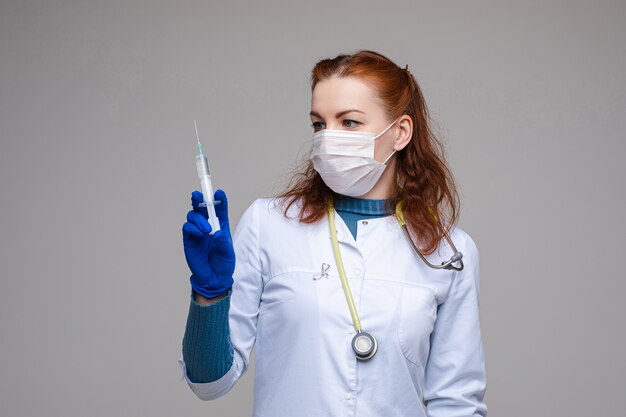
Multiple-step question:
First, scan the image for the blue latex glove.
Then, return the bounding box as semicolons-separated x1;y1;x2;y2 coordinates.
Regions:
182;189;235;298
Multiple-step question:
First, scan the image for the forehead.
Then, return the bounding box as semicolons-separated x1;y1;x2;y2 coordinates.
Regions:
311;76;383;117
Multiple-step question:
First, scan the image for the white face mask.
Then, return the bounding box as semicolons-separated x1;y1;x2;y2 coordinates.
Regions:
310;118;399;197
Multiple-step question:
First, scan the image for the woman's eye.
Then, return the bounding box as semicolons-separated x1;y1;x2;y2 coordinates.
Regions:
343;119;361;128
311;121;325;131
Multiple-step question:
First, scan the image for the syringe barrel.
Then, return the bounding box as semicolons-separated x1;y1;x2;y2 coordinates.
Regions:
196;154;211;178
196;156;221;234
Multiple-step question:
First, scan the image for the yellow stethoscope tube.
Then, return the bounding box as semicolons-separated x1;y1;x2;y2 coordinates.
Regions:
328;203;378;359
328;204;362;332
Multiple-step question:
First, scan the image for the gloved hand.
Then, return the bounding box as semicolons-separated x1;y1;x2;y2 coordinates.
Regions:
182;189;235;299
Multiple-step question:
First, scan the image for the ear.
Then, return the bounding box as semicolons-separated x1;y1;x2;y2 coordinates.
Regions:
394;115;413;151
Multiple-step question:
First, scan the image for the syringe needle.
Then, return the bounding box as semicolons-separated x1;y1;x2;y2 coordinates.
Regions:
194;119;200;145
193;119;220;234
194;119;204;156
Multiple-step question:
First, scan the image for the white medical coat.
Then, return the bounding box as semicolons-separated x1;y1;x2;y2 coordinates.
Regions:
179;197;487;417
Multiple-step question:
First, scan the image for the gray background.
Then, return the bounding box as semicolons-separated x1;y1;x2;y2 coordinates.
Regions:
1;1;624;416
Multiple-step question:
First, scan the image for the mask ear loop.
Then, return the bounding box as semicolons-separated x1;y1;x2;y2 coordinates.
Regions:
382;149;396;165
373;117;400;140
376;117;401;165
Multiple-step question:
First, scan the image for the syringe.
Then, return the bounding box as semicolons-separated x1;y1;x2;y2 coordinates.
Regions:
194;120;220;235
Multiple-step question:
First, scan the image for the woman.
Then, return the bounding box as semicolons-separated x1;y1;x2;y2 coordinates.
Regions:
179;50;487;417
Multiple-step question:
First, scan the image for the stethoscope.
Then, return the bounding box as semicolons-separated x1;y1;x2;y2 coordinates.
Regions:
327;200;464;361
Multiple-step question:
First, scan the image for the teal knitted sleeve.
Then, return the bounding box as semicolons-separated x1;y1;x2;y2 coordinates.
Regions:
182;289;234;383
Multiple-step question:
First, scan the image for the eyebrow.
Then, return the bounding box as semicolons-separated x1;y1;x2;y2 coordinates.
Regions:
309;109;365;119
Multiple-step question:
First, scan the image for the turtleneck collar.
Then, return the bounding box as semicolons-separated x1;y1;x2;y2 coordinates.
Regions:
332;193;393;216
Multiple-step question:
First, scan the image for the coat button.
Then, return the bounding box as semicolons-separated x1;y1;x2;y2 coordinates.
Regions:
344;392;352;400
348;327;354;334
354;268;361;276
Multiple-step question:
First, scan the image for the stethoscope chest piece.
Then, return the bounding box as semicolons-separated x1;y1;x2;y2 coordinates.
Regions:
352;331;378;361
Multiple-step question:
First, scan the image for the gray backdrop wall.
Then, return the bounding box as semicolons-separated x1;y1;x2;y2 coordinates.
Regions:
1;1;624;416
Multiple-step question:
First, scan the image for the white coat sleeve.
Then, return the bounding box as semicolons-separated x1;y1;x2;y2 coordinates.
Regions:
178;199;264;400
423;234;488;417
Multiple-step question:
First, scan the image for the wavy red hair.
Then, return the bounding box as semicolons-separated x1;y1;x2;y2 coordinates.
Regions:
276;50;460;255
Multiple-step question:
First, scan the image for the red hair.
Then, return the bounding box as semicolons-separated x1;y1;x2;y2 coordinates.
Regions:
276;50;460;255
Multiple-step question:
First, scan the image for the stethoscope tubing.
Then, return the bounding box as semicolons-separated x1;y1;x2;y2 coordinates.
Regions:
395;200;464;271
328;205;363;332
327;200;464;346
399;226;464;271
